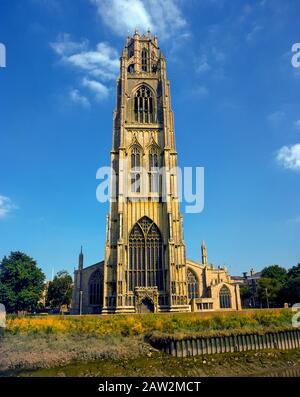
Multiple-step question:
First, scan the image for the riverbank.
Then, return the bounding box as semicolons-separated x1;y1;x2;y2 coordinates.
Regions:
0;336;300;377
1;309;299;377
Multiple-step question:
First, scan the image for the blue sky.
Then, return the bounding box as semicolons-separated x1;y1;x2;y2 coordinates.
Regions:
0;0;299;280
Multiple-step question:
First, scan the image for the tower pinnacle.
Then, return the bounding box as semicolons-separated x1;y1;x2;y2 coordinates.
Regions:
201;240;207;265
78;246;84;270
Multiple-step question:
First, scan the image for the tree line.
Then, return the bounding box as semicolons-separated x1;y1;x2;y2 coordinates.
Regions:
0;251;73;313
240;263;300;308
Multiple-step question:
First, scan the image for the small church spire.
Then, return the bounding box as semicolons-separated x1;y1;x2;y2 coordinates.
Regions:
201;240;207;265
78;246;84;270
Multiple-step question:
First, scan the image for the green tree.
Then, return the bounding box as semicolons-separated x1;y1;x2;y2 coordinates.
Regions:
46;270;73;309
0;251;45;313
240;284;253;304
280;263;300;304
261;265;287;283
257;277;284;307
287;263;300;280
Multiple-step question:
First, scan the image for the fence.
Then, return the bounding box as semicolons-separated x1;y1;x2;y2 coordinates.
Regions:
149;329;300;357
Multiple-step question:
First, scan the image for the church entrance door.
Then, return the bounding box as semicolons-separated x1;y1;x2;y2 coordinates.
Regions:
140;297;154;313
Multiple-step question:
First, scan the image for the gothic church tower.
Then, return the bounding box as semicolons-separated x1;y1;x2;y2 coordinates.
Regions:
102;31;190;313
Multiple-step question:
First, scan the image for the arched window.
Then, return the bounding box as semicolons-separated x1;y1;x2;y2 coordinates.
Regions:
89;269;103;306
149;149;159;193
187;269;199;300
130;146;141;193
219;285;231;308
133;85;154;123
128;216;163;291
141;48;147;72
128;64;134;73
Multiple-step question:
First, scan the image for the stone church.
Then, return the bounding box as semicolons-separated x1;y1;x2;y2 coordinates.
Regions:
71;31;241;315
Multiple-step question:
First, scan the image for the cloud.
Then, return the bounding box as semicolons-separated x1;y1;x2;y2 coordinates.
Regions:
196;55;211;74
69;89;90;108
90;0;187;40
287;215;300;224
294;120;300;130
195;85;209;97
0;196;17;219
82;78;109;100
267;111;285;126
246;23;262;43
50;34;119;104
276;144;300;171
50;33;88;56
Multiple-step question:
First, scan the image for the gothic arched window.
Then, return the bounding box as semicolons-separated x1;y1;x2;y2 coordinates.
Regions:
187;269;199;300
128;64;134;73
128;216;163;291
89;269;103;306
219;285;231;308
141;48;147;72
133;85;154;123
149;149;159;193
130;146;141;193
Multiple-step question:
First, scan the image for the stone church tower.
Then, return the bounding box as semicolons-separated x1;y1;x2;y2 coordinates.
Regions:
71;32;241;315
102;30;190;313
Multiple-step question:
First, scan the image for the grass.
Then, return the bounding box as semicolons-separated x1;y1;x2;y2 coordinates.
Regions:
4;309;294;337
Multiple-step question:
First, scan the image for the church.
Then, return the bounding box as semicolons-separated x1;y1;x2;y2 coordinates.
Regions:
71;31;241;314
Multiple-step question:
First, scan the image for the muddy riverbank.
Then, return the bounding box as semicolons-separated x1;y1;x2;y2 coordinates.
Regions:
1;334;300;377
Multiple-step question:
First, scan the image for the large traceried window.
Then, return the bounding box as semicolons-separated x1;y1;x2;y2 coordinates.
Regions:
141;48;147;72
133;86;154;123
187;269;199;300
89;269;103;306
149;149;159;193
128;216;163;292
219;285;231;308
130;146;141;193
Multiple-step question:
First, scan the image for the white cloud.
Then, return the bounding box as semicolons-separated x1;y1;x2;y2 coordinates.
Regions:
294;120;300;130
276;143;300;171
82;78;109;100
267;111;285;126
50;33;88;56
196;55;211;73
90;0;187;40
287;215;300;224
50;35;119;104
0;196;17;219
69;89;90;108
195;85;209;97
246;24;262;43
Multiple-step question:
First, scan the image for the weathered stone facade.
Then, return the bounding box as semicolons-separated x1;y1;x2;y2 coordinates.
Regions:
71;32;241;315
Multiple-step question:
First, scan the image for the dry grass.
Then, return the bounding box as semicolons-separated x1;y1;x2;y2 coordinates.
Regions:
5;309;293;337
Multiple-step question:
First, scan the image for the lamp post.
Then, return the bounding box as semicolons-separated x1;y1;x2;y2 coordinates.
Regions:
79;290;83;315
265;288;269;309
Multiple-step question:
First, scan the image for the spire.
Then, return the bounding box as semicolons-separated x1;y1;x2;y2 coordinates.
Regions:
78;246;83;270
201;240;207;265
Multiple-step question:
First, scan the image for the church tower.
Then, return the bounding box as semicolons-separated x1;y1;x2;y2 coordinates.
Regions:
102;31;190;313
